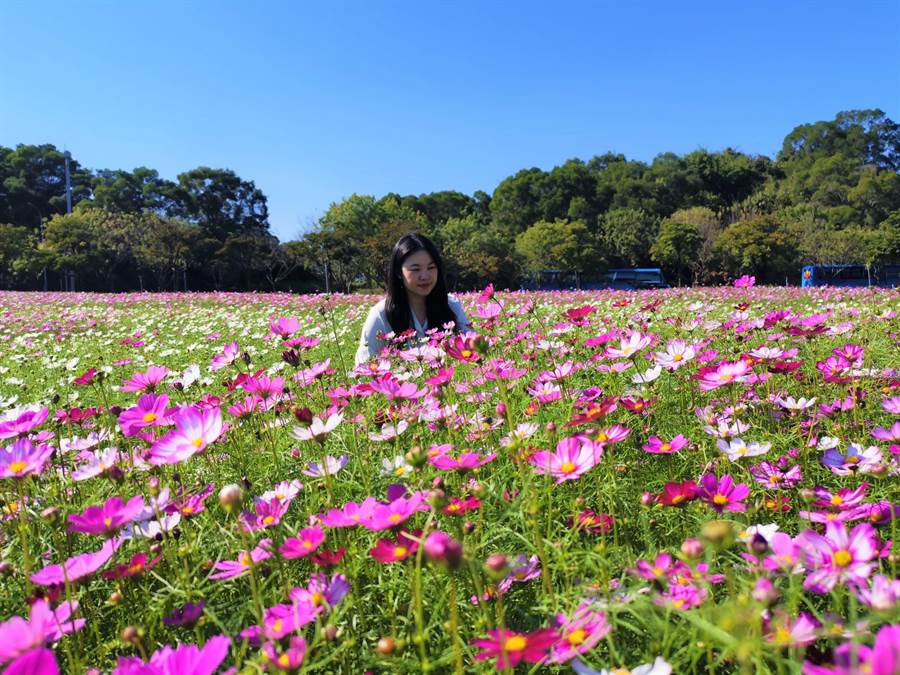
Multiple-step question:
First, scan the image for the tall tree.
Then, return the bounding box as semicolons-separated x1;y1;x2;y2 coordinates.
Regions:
173;167;269;240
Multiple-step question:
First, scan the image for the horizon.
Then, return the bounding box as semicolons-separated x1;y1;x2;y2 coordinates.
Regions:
1;1;898;241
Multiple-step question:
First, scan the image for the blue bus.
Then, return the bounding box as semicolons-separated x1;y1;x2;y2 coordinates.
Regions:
801;264;899;288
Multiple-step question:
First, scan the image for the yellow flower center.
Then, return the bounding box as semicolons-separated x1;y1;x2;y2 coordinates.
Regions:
104;517;113;527
834;549;852;567
461;350;472;358
830;496;844;506
596;432;608;442
652;566;664;577
567;628;587;646
660;443;671;453
278;653;291;668
142;412;157;423
671;495;685;504
7;461;27;474
393;546;408;558
272;619;283;633
301;539;314;549
239;553;251;566
262;515;275;525
129;563;143;574
191;437;203;448
504;635;527;652
388;513;403;523
560;461;577;474
182;506;194;514
774;627;791;645
311;591;324;606
712;494;728;505
672;599;685;609
394;466;406;476
673;354;683;361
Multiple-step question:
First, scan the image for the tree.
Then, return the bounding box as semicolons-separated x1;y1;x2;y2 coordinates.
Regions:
599;208;659;267
651;220;701;286
441;215;517;289
515;219;600;276
90;167;179;216
714;215;798;284
132;217;214;290
490;168;550;240
0;223;34;288
0;144;93;228
173;167;269;240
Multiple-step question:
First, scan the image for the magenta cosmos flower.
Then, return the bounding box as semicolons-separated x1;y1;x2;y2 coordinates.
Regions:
429;449;496;472
531;436;599;484
0;599;84;666
112;635;230;675
695;360;750;390
370;530;420;563
361;492;427;531
0;408;48;440
642;434;689;454
148;406;224;465
210;342;240;371
118;394;174;437
697;473;750;513
31;538;121;586
472;628;559;670
0;438;54;479
797;521;878;593
367;373;428;400
550;603;611;664
120;365;169;393
209;539;273;580
280;526;326;559
68;495;144;536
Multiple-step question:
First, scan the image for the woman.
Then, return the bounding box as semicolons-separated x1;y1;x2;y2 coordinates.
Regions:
354;233;470;365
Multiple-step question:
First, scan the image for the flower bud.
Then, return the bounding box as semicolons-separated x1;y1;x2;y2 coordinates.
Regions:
147;475;160;495
545;421;557;434
109;591;123;605
218;484;243;512
426;489;446;509
0;561;12;575
424;531;463;570
463;521;475;534
241;351;252;365
376;636;396;655
431;476;444;490
484;554;509;579
495;401;507;417
750;533;769;554
680;538;704;558
751;577;778;605
798;488;816;503
282;349;301;368
40;507;59;523
701;520;735;548
322;625;338;642
290;447;301;459
121;626;142;646
293;407;313;425
640;491;656;506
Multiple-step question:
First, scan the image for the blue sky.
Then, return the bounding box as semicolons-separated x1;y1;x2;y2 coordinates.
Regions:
1;1;898;241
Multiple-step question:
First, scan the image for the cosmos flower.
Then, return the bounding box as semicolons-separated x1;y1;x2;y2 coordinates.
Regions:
642;434;688;454
302;455;348;478
695;360;750;390
31;538;121;586
428;449;496;472
696;473;750;513
821;443;884;475
0;408;49;440
210;342;240;371
0;438;54;479
120;365;169;393
280;526;326;559
148;406;224;465
162;601;206;627
292;413;343;443
471;628;559;670
209;539;273;580
550;602;611;663
370;530;420;563
112;635;231;675
717;438;771;461
572;655;672;675
68;495;145;536
798;521;878;593
0;600;84;665
530;436;598;483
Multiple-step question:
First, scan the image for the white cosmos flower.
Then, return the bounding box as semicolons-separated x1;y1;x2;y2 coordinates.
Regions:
631;365;662;384
717;438;771;461
292;413;344;442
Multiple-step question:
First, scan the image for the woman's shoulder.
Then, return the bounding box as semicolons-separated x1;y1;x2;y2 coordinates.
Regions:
447;293;465;308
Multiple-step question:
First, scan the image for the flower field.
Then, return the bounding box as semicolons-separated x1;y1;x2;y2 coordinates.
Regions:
0;285;898;674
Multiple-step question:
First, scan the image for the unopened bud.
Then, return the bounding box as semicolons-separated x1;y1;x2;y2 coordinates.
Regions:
218;484;243;512
751;577;778;605
701;520;734;548
426;489;446;509
495;401;507;417
484;554;509;579
680;538;704;558
750;533;769;554
545;421;557;434
798;488;816;503
282;349;301;368
241;351;252;365
40;507;59;523
290;447;301;459
641;491;656;506
322;625;338;641
293;407;313;425
463;520;475;534
376;636;396;655
121;626;142;646
109;591;123;605
431;476;444;490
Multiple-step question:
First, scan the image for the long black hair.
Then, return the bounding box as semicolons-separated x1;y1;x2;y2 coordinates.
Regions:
384;233;459;335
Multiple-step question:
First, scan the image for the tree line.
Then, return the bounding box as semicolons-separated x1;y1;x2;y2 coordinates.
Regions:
1;109;898;292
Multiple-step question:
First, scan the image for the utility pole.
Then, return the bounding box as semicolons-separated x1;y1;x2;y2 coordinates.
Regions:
64;151;72;214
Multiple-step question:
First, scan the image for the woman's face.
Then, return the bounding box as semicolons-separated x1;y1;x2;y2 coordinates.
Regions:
400;249;437;301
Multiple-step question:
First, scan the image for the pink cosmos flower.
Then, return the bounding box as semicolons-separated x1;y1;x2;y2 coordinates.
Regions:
69;495;145;536
261;636;306;671
31;537;121;586
321;498;379;528
695;360;750;390
280;526;326;559
802;623;899;675
120;365;169;393
654;582;707;610
656;480;699;507
209;539;273;580
654;339;696;370
697;473;750;513
798;521;878;593
0;438;54;479
118;394;174;437
302;455;348;477
733;274;756;288
368;373;427;400
642;434;688;454
290;572;351;610
766;611;819;648
498;554;542;592
361;493;426;531
872;421;900;442
531;436;599;483
0;408;49;440
813;483;868;510
72;447;124;482
428;449;496;472
148;406;224;465
269;316;300;338
882;396;900;414
854;574;900;610
241;498;291;532
210;342;240;371
603;331;653;359
0;600;84;665
4;647;59;674
550;603;611;664
632;552;676;581
473;628;559;670
261;602;320;640
112;635;230;675
749;461;802;489
370;530;420;563
445;334;481;363
102;552;162;580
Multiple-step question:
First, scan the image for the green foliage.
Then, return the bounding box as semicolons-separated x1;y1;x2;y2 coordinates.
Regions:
600;208;660;267
515;218;600;276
